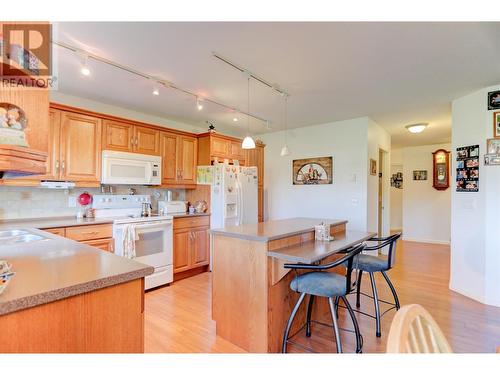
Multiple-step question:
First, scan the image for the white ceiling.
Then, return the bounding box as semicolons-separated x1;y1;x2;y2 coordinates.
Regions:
52;22;500;147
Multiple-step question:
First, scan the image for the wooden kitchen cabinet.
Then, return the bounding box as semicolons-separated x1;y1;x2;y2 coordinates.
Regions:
197;133;246;165
134;125;160;155
246;141;265;222
172;216;210;280
102;120;134;152
103;121;159;155
160;132;198;187
44;224;114;253
60;112;102;183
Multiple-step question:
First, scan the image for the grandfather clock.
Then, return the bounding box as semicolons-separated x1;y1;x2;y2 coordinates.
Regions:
432;149;450;191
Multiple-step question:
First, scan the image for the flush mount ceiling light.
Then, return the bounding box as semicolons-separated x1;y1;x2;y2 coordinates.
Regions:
152;88;160;96
242;77;256;150
406;123;428;134
233;117;238;122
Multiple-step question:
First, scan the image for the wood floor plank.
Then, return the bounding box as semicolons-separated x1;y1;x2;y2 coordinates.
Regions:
144;240;500;353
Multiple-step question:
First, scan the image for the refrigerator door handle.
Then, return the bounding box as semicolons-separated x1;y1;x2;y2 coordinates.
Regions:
237;179;243;225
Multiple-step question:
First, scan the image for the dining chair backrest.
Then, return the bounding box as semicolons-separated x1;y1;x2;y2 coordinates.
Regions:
386;304;453;353
365;232;401;270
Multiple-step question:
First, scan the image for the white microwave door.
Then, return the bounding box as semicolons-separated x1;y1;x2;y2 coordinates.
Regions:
102;158;151;185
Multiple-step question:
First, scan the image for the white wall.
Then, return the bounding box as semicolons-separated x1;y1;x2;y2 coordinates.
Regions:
450;84;500;307
401;143;451;244
260;117;373;231
367;118;391;236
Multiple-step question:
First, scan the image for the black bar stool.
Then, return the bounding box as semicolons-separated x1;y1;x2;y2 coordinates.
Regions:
348;233;402;337
281;243;366;353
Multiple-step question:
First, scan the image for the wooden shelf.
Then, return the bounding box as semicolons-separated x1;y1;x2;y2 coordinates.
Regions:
0;144;47;176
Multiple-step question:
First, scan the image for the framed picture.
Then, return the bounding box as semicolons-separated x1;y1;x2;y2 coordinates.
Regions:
488;138;500;158
456;145;479;192
485;153;500;166
493;112;500;137
413;170;427;180
488;91;500;110
370;159;377;176
293;157;333;185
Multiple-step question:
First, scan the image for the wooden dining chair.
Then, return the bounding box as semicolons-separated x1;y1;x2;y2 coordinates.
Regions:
386;304;453;353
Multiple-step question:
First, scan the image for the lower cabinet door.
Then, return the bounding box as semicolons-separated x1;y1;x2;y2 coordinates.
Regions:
192;228;209;267
173;230;191;273
81;238;114;252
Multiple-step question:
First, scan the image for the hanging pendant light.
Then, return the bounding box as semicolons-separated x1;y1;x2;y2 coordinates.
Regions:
242;76;256;150
280;94;290;156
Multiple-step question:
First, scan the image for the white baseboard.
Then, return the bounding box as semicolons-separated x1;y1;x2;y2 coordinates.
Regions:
402;236;450;245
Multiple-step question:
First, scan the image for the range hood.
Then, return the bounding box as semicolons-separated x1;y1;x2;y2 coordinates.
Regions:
0;145;48;179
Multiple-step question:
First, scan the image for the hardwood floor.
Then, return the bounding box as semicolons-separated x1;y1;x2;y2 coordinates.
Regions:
144;240;500;353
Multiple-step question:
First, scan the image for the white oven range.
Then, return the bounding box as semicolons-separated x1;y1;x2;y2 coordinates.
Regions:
92;194;173;290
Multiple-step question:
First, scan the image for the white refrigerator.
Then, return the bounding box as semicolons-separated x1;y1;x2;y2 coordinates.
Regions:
209;164;258;228
198;164;259;270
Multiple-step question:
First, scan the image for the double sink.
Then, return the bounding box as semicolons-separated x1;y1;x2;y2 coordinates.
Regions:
0;229;49;246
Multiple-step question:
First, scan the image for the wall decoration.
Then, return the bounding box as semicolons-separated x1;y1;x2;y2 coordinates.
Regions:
493;112;500;137
487;138;500;154
456;145;479;192
432;149;450;191
370;159;377;176
484;153;500;166
488;91;500;110
390;172;403;189
293;157;333;185
413;170;428;180
0;103;29;147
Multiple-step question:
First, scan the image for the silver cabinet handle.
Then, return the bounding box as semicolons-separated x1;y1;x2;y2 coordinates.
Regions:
61;160;65;173
131;137;135;147
55;160;59;173
135;138;139;146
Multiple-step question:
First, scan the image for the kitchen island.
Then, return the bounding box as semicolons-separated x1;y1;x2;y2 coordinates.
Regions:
210;218;375;353
0;228;153;353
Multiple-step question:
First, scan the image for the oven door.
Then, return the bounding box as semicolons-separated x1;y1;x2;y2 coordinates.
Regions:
133;221;173;267
102;156;153;185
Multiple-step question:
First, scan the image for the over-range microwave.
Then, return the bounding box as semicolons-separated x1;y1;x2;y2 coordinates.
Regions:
101;150;161;185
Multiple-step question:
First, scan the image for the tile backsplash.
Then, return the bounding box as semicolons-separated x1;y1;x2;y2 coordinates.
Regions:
0;186;185;220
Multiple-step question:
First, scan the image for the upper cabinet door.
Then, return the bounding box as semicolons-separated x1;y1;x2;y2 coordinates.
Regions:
210;137;230;158
160;132;178;184
177;135;197;184
134;126;160;155
102;120;134;152
44;109;62;180
60;112;102;182
230;141;245;161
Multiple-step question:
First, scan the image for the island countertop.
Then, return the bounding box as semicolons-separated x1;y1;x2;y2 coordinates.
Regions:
0;228;153;316
209;217;348;242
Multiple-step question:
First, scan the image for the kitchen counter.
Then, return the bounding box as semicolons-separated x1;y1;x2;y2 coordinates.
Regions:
0;216;115;230
0;228;153;316
169;212;210;218
267;230;376;264
209;217;348;242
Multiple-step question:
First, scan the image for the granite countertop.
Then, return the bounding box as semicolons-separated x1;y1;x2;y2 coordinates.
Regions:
267;230;376;264
0;228;153;316
0;216;115;230
209;218;348;242
0;212;211;230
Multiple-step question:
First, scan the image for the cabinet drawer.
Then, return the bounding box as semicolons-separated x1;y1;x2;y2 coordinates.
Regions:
173;216;210;230
65;224;113;241
81;238;114;252
44;227;66;237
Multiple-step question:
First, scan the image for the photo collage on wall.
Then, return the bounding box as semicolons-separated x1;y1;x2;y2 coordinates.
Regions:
456;145;479;192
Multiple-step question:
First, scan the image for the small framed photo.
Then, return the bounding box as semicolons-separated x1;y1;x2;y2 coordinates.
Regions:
487;138;500;154
413;170;428;180
494;112;500;137
485;153;500;166
488;91;500;110
370;159;377;176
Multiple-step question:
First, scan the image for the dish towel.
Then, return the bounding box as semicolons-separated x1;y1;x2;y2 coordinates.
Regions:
121;224;138;259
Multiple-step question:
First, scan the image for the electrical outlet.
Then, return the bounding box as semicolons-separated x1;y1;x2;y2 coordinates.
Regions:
68;196;77;208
